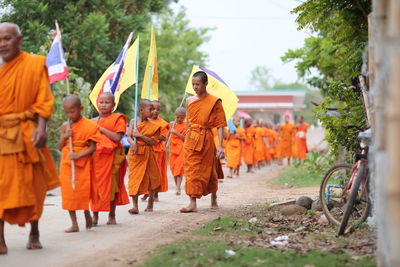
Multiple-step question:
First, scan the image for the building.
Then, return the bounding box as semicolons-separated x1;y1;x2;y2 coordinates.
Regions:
235;89;306;124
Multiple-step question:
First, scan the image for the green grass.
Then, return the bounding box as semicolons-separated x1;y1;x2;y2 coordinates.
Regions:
139;239;376;267
194;217;259;236
272;166;323;187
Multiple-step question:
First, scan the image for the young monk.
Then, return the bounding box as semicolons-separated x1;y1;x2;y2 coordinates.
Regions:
295;115;309;161
91;92;129;225
180;71;227;213
168;107;186;195
127;99;161;214
59;94;102;233
243;118;256;173
225;117;245;178
148;100;169;202
253;120;266;168
278;114;297;166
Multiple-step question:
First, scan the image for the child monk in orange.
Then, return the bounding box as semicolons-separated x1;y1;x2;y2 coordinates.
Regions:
59;95;102;233
169;107;186;195
226;117;245;178
91;92;129;225
295;115;309;160
278;114;297;166
127;99;161;214
149;100;170;201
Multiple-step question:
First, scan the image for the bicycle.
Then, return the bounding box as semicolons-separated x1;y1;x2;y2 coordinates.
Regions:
319;126;371;235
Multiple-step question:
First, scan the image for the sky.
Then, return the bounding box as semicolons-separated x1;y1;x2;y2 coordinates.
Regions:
170;0;312;91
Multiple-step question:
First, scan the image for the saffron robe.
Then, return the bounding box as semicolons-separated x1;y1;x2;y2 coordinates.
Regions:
91;113;129;212
60;117;102;210
295;123;309;159
0;52;59;226
128;121;161;196
225;127;244;169
184;94;227;198
152;117;170;192
254;127;266;162
242;126;256;165
169;122;186;177
278;123;296;158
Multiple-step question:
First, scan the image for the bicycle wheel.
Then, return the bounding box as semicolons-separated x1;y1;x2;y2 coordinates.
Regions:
338;163;370;235
320;164;353;226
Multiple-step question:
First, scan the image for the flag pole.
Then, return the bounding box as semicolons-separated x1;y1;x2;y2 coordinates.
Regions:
147;66;152;100
133;36;140;130
65;77;76;189
166;92;187;147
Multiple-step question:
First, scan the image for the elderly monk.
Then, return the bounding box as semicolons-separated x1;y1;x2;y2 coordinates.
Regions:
180;71;227;213
0;23;59;254
295;115;309;160
278;114;297;166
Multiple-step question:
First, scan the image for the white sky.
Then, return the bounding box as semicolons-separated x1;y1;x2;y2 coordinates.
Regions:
171;0;312;91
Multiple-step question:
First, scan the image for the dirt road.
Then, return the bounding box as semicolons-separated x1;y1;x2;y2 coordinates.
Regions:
1;166;318;267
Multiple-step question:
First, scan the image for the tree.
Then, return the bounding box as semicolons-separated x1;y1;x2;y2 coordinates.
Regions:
282;0;371;154
250;66;273;90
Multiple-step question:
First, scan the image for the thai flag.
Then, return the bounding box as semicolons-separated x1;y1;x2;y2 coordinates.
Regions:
98;32;133;99
46;22;68;84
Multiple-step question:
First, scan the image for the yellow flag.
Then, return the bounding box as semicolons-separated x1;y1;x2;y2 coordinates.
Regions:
89;37;139;111
185;65;239;120
141;28;158;100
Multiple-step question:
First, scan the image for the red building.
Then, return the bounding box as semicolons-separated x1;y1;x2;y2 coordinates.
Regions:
235;89;306;124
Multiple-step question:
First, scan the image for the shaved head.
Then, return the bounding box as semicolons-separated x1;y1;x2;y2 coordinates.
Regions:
0;22;22;36
139;99;151;109
63;94;82;108
99;92;115;102
175;107;186;115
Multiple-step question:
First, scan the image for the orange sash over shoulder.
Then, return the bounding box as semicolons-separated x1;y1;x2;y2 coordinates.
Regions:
169;122;186;177
152;117;170;192
91;113;129;212
59;117;102;211
0;52;59;226
184;94;227;198
128;121;161;196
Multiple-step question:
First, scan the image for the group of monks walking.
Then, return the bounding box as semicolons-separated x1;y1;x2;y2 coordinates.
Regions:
224;114;309;177
0;22;309;256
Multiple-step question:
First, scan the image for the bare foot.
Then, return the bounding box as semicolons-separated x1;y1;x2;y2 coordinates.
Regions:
128;208;139;215
26;234;42;250
211;202;219;209
144;207;153;212
64;226;79;233
92;214;98;226
85;212;93;230
106;217;117;225
227;175;232;178
0;240;7;255
175;191;181;195
180;207;197;213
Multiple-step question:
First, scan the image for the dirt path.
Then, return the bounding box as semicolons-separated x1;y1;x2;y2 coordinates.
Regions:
1;166;319;267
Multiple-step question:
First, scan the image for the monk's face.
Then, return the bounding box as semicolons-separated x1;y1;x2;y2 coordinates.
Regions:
285;115;290;124
252;121;258;127
175;113;185;124
0;25;22;62
98;94;114;115
63;102;83;123
151;102;161;119
297;116;304;124
233;118;240;127
192;77;207;96
140;103;153;120
244;119;252;128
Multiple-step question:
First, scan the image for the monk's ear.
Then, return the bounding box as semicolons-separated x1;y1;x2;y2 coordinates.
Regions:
80;105;84;112
204;81;208;87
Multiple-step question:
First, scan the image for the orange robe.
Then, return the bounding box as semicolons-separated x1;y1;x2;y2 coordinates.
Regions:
264;128;276;160
184;94;226;198
254;127;266;162
225;127;244;169
60;117;102;211
91;113;129;212
278;123;296;158
242;126;256;165
169;122;186;177
152;117;170;192
0;52;59;226
295;123;309;159
128;121;161;196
